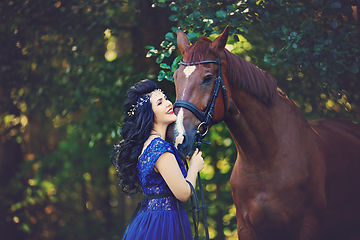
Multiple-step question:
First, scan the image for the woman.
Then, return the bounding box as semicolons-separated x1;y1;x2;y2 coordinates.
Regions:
111;79;204;240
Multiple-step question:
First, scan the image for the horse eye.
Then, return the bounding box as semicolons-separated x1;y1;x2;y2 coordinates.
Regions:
203;74;213;84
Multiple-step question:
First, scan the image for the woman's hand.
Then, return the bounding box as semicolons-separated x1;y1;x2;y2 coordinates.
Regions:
189;148;204;172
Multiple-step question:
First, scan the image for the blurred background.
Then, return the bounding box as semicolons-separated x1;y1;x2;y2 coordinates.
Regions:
1;0;358;239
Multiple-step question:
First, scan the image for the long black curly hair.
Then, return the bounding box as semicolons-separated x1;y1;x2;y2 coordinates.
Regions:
111;79;158;198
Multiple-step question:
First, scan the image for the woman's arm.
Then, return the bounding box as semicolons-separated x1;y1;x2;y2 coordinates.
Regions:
155;149;204;202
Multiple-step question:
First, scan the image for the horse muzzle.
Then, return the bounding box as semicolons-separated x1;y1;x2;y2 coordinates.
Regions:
167;122;197;160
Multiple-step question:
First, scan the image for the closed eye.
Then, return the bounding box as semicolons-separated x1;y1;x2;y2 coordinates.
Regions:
157;95;168;105
203;74;213;84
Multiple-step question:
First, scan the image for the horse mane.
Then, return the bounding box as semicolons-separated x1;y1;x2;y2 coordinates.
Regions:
224;50;278;106
184;36;278;106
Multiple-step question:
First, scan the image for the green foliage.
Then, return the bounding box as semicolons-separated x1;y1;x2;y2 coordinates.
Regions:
1;0;359;239
0;0;153;239
256;1;358;93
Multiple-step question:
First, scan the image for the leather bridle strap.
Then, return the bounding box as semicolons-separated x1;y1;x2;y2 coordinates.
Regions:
174;100;205;122
180;59;218;65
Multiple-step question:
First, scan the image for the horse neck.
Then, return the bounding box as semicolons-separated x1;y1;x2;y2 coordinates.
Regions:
223;89;308;169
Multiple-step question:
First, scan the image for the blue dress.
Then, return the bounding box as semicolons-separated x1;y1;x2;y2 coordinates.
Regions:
122;138;193;240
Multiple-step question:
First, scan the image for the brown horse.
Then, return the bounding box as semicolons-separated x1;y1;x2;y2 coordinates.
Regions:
166;26;360;240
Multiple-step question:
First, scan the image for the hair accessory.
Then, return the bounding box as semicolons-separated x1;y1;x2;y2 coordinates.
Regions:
126;89;164;117
127;95;150;117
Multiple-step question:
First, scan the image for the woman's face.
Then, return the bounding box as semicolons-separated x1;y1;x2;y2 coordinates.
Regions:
150;90;177;126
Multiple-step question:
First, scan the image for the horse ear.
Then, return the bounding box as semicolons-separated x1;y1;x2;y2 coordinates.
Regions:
210;26;229;53
177;30;190;56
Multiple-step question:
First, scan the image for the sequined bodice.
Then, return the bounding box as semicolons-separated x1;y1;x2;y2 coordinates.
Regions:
138;138;187;211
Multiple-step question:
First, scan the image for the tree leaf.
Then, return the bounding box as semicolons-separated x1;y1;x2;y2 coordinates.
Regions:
156;54;164;64
165;32;174;41
169;14;178;21
187;32;198;43
165;74;173;81
171;55;182;72
160;63;171;69
158;70;166;81
216;10;227;18
146;49;158;58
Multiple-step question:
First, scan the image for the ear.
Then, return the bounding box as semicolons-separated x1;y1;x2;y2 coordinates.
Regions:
177;30;190;56
210;26;229;53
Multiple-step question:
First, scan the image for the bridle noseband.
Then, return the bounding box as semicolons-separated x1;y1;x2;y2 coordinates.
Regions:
174;54;228;148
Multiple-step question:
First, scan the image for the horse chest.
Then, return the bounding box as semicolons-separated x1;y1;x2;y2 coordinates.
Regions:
236;189;298;239
248;192;292;226
230;168;302;237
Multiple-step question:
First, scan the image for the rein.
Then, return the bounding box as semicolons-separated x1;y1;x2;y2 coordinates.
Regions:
174;54;228;240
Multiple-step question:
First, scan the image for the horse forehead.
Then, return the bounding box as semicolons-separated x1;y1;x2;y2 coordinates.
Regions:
183;65;196;78
175;65;199;98
177;64;210;81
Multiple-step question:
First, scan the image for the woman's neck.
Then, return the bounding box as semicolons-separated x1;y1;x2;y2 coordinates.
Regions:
150;124;167;140
149;132;162;139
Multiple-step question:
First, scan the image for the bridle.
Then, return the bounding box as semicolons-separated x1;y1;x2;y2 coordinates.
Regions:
174;54;228;148
173;54;228;240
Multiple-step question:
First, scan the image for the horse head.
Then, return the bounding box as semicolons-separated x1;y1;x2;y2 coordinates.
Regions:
167;26;230;159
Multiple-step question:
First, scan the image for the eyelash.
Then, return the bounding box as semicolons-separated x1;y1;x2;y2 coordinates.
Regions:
157;96;168;106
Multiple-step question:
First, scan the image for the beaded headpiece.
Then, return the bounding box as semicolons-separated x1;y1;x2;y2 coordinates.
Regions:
127;95;150;117
126;89;164;117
